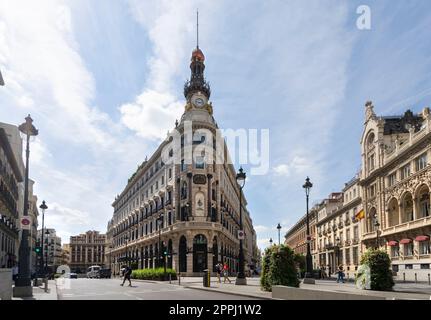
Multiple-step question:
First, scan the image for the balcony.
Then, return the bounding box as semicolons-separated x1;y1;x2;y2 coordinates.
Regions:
322;229;328;235
344;239;351;246
332;225;337;231
318;232;322;237
338;221;344;228
344;218;351;226
352;238;359;245
383;216;431;237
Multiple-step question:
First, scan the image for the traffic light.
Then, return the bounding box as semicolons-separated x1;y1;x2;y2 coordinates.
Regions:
34;246;41;254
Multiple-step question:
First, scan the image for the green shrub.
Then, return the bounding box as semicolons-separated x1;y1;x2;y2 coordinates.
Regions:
360;248;394;291
260;245;299;292
131;268;177;281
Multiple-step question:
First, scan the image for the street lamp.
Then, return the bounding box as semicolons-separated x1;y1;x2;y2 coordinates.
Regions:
157;213;164;269
235;167;246;285
44;229;50;272
277;223;282;245
124;234;129;267
374;214;380;249
269;238;273;246
38;200;47;278
14;115;38;297
302;176;315;284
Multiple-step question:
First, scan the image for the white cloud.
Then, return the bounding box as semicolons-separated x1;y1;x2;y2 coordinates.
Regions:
273;155;312;177
120;90;183;140
254;225;269;233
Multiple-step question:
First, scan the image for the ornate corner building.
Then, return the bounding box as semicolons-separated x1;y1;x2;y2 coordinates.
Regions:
360;102;431;280
106;44;257;276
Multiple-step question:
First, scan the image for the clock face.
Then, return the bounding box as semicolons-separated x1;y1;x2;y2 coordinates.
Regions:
192;95;206;108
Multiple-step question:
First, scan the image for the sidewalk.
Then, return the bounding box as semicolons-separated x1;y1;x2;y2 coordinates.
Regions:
12;280;58;300
134;276;272;299
299;279;431;300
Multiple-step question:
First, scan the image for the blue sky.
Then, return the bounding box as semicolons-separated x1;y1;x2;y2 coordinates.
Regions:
1;0;431;251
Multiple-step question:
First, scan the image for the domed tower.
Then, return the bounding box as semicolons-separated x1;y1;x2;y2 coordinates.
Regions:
181;11;214;124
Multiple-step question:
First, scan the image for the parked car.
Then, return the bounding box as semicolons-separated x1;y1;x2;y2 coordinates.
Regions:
65;272;77;279
86;265;101;278
99;268;111;279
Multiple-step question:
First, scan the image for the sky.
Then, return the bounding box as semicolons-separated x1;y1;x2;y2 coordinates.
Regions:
1;0;431;252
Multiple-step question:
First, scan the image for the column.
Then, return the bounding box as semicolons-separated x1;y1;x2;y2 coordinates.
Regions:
207;174;213;221
187;172;193;220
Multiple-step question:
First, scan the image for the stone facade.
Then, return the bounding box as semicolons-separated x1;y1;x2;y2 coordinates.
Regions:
360;102;431;279
106;44;257;276
70;231;106;273
315;180;364;274
37;228;62;271
0;126;22;268
284;209;317;268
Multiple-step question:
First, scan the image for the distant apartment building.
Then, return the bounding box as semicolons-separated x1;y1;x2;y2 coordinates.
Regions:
70;231;106;273
285;209;317;268
38;228;62;271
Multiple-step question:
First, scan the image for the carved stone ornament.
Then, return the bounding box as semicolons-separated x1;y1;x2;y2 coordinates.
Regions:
193;174;207;185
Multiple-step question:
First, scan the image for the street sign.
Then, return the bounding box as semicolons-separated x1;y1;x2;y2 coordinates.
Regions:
20;216;32;230
237;230;245;240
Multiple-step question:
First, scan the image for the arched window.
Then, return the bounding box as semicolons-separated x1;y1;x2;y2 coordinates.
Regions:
366;132;376;173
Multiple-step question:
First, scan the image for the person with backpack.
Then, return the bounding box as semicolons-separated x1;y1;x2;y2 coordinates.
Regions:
216;262;223;283
120;265;132;287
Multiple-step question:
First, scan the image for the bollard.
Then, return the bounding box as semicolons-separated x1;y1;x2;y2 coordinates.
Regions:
415;273;417;284
169;273;172;284
428;273;430;285
178;272;181;286
403;272;405;283
44;278;49;292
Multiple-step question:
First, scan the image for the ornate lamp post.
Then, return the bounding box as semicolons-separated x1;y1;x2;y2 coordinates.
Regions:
157;213;164;269
124;234;129;267
44;229;50;272
235;167;247;285
277;223;282;245
38;201;47;277
374;214;380;249
269;238;273;246
14;115;38;297
302;177;315;284
335;236;341;269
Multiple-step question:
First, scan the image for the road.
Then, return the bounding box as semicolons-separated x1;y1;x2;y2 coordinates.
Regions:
57;278;258;300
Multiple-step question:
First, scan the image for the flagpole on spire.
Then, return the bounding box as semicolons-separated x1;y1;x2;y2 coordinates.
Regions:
196;9;199;49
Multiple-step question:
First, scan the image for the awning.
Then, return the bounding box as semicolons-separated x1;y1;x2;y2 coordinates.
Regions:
415;235;430;242
387;241;398;246
400;238;412;244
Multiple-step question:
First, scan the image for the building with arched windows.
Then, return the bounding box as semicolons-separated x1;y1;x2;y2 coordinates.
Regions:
106;42;257;277
360;101;431;280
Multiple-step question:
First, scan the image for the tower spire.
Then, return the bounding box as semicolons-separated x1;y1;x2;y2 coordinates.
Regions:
196;9;199;49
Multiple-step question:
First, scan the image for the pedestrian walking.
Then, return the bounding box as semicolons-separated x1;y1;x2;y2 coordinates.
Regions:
216;262;223;283
120;265;132;287
222;263;231;283
12;264;18;283
337;265;345;283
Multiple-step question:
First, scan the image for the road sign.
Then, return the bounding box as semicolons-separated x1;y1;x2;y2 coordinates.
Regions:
20;216;32;230
237;230;245;240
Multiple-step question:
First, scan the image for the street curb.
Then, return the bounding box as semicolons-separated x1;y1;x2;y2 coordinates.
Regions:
182;285;273;300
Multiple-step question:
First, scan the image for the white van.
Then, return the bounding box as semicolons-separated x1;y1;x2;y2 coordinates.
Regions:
86;265;101;279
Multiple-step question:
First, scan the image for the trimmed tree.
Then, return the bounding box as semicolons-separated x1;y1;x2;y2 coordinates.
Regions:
360;248;394;291
261;245;299;291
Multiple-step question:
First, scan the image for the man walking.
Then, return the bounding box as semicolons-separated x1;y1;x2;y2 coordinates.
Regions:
216;262;223;283
337;265;345;283
120;265;132;287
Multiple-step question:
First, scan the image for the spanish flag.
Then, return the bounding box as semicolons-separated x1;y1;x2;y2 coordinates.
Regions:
355;209;365;221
